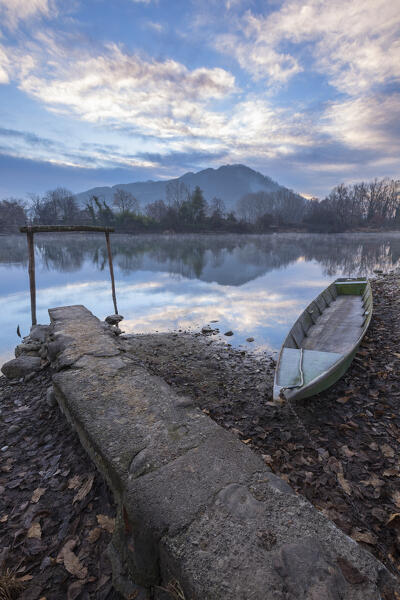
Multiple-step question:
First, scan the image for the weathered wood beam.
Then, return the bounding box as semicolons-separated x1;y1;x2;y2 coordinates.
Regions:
26;231;37;326
105;231;118;315
20;225;115;233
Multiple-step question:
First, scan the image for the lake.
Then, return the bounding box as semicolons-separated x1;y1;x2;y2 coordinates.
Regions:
1;232;399;366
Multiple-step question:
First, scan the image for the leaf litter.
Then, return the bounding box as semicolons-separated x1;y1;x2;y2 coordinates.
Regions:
0;368;122;599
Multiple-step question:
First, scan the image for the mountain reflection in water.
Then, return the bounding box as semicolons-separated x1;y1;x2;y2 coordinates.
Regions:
1;232;399;365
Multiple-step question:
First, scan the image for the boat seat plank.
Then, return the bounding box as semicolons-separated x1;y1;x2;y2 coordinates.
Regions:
276;348;343;388
301;295;364;353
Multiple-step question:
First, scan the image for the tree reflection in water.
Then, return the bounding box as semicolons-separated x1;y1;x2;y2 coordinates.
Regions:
1;232;399;283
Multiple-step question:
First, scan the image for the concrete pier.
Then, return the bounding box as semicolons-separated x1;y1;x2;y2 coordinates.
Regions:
42;305;398;599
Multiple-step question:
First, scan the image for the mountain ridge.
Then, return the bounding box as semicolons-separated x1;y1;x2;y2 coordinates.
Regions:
75;164;297;211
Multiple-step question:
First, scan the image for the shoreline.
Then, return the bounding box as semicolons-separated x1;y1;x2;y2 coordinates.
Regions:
0;271;399;597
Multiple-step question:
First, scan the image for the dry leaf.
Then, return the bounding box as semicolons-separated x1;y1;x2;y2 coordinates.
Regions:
336;396;350;404
27;522;42;539
337;472;352;495
392;491;400;508
361;474;384;488
68;475;82;490
87;527;101;543
31;487;46;503
383;468;398;477
57;539;87;579
96;514;115;534
242;438;252;444
18;575;33;582
351;530;377;545
0;514;8;523
73;474;94;504
381;444;395;458
386;513;400;526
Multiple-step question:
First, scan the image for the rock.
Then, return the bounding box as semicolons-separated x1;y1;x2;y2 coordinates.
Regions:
224;330;234;336
1;356;41;380
24;372;38;382
105;314;124;325
29;325;50;343
246;337;255;342
15;342;41;357
273;537;347;599
46;386;56;408
8;424;20;435
201;326;213;334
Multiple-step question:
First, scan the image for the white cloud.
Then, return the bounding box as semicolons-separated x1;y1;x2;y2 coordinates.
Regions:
322;93;400;153
0;0;54;28
215;0;400;92
0;44;10;83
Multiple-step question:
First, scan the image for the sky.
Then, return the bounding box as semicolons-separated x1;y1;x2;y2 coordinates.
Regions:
0;0;399;200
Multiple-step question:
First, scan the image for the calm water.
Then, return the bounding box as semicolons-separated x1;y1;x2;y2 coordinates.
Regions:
1;232;399;366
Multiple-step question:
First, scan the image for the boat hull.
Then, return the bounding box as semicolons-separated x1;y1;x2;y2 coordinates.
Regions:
273;278;372;401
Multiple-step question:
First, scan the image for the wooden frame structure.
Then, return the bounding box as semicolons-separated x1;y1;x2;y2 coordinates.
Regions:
20;225;118;326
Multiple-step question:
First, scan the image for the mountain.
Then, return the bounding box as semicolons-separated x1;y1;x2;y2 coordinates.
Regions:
75;164;290;211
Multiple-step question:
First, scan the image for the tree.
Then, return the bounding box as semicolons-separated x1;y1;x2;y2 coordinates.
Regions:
166;180;190;209
145;200;167;222
190;186;208;224
0;199;27;232
113;188;139;213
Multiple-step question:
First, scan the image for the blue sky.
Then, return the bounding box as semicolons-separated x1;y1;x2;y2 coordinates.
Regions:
0;0;399;199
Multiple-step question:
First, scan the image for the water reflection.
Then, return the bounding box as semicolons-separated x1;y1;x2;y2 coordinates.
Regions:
0;232;399;365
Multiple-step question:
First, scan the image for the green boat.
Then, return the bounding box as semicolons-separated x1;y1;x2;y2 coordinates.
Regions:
273;278;372;401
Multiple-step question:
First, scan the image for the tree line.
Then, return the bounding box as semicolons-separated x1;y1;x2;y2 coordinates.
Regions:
1;177;399;233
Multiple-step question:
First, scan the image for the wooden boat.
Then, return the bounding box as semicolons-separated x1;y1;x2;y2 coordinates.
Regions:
273;278;372;401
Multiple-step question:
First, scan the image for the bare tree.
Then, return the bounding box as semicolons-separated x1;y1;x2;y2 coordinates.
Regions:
166;180;190;209
113;188;140;213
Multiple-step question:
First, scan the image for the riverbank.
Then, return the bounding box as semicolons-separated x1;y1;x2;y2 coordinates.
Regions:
0;272;399;598
123;271;400;578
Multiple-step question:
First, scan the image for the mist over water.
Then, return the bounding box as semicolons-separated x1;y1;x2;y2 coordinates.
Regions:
1;232;399;365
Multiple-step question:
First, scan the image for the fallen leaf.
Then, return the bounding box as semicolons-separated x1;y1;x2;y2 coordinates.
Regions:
337;472;352;495
87;527;101;543
57;539;87;579
18;575;33;582
336;396;350;404
68;475;82;490
0;514;8;523
31;487;46;503
392;491;400;508
27;522;42;539
351;530;377;545
73;474;94;504
381;444;395;458
242;438;252;444
96;514;115;534
67;581;84;600
386;513;400;526
361;474;385;489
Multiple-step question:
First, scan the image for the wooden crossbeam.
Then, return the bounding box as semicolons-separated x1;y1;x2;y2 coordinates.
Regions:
20;225;118;325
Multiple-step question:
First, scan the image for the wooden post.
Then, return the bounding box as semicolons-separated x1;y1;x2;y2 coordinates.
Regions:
26;231;37;326
105;231;118;315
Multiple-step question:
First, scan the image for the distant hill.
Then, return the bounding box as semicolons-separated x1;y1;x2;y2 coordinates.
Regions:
75;164;293;211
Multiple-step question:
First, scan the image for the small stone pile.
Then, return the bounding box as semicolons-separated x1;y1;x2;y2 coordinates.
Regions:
1;325;50;382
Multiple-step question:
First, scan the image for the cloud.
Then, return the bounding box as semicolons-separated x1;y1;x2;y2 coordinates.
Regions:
0;44;10;83
215;0;400;92
17;41;237;140
322;93;400;154
0;0;55;29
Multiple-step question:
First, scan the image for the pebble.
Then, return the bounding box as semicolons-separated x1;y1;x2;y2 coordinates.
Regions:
224;331;234;336
246;337;255;342
1;446;9;452
8;424;20;434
